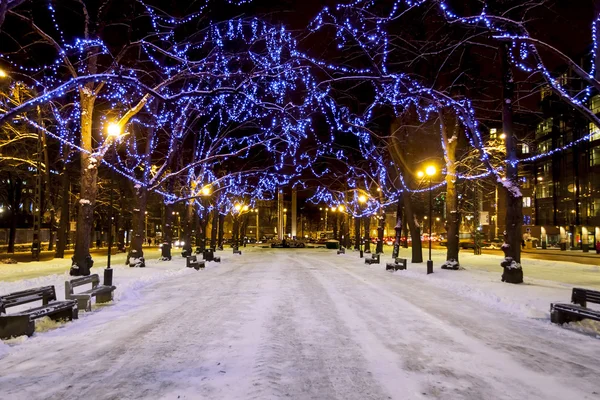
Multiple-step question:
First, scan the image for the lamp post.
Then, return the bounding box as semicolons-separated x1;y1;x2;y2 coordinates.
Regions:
200;185;211;251
104;122;125;284
418;165;437;274
358;194;367;257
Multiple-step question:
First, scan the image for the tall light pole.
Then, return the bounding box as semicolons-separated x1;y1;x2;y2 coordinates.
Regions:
358;194;367;257
418;165;437;274
105;122;124;284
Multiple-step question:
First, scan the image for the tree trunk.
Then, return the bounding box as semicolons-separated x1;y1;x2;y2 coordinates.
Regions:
126;185;147;267
376;212;385;254
354;216;360;250
71;91;97;276
501;44;524;284
392;193;403;259
7;210;17;254
210;206;218;249
232;216;240;248
404;193;423;263
217;212;225;249
182;201;194;256
55;164;70;258
440;111;460;270
364;216;371;253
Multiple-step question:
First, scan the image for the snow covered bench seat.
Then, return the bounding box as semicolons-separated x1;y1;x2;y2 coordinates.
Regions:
186;255;205;270
0;286;78;339
233;246;242;255
65;274;116;312
386;258;407;271
365;253;380;265
551;288;600;325
337;247;346;255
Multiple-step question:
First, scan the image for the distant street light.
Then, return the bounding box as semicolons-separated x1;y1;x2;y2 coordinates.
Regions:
0;69;8;78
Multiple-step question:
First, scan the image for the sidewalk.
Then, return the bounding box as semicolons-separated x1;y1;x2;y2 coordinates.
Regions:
0;245;159;263
482;247;600;266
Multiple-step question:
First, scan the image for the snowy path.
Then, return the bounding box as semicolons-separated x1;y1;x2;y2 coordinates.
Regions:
0;249;599;399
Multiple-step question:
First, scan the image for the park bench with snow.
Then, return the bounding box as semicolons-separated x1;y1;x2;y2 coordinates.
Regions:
551;288;600;325
337;247;345;255
65;274;116;312
386;258;407;271
0;286;78;339
186;255;205;270
233;246;242;255
365;253;380;265
202;248;221;262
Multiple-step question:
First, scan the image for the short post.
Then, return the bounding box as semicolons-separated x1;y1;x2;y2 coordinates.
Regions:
104;267;113;286
427;260;433;274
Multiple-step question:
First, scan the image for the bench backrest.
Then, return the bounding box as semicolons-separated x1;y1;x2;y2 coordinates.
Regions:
186;255;197;267
0;286;57;314
65;274;100;296
572;288;600;307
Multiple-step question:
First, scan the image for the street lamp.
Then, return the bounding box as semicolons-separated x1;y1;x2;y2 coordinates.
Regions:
105;123;125;284
417;165;437;274
357;193;368;256
0;69;8;78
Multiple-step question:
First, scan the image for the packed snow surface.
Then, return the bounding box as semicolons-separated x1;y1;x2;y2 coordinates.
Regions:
0;248;599;399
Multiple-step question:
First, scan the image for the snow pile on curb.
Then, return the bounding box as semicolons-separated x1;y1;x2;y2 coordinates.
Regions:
393;268;564;320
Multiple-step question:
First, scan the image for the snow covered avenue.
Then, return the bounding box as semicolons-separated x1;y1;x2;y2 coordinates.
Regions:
1;248;599;400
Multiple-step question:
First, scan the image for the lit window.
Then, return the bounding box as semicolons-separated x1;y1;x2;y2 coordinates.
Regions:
536;118;553;138
591;147;600;166
590;95;600;114
541;85;552;100
558;73;568;86
523;197;532;207
521;144;530;154
590;123;600;142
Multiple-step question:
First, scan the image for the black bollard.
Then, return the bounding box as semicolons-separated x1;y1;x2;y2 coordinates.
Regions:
104;267;113;286
427;260;433;274
360;250;364;258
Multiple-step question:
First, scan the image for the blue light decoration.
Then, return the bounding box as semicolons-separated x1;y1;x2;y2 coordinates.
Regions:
0;0;598;216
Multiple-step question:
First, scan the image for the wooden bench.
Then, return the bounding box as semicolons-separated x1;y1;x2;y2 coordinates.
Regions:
65;274;116;312
386;258;407;271
337;247;345;255
365;253;380;265
186;255;205;270
551;288;600;325
203;249;221;263
233;247;242;255
0;286;78;339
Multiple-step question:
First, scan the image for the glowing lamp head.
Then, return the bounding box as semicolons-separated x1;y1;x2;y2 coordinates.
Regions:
358;195;367;203
201;186;211;196
106;122;121;137
0;69;7;78
338;205;345;212
243;205;249;211
425;166;436;176
234;204;242;212
283;208;287;212
499;133;507;140
331;207;336;212
417;171;424;178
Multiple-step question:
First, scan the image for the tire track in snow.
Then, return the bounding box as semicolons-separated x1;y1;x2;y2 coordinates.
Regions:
313;253;600;400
